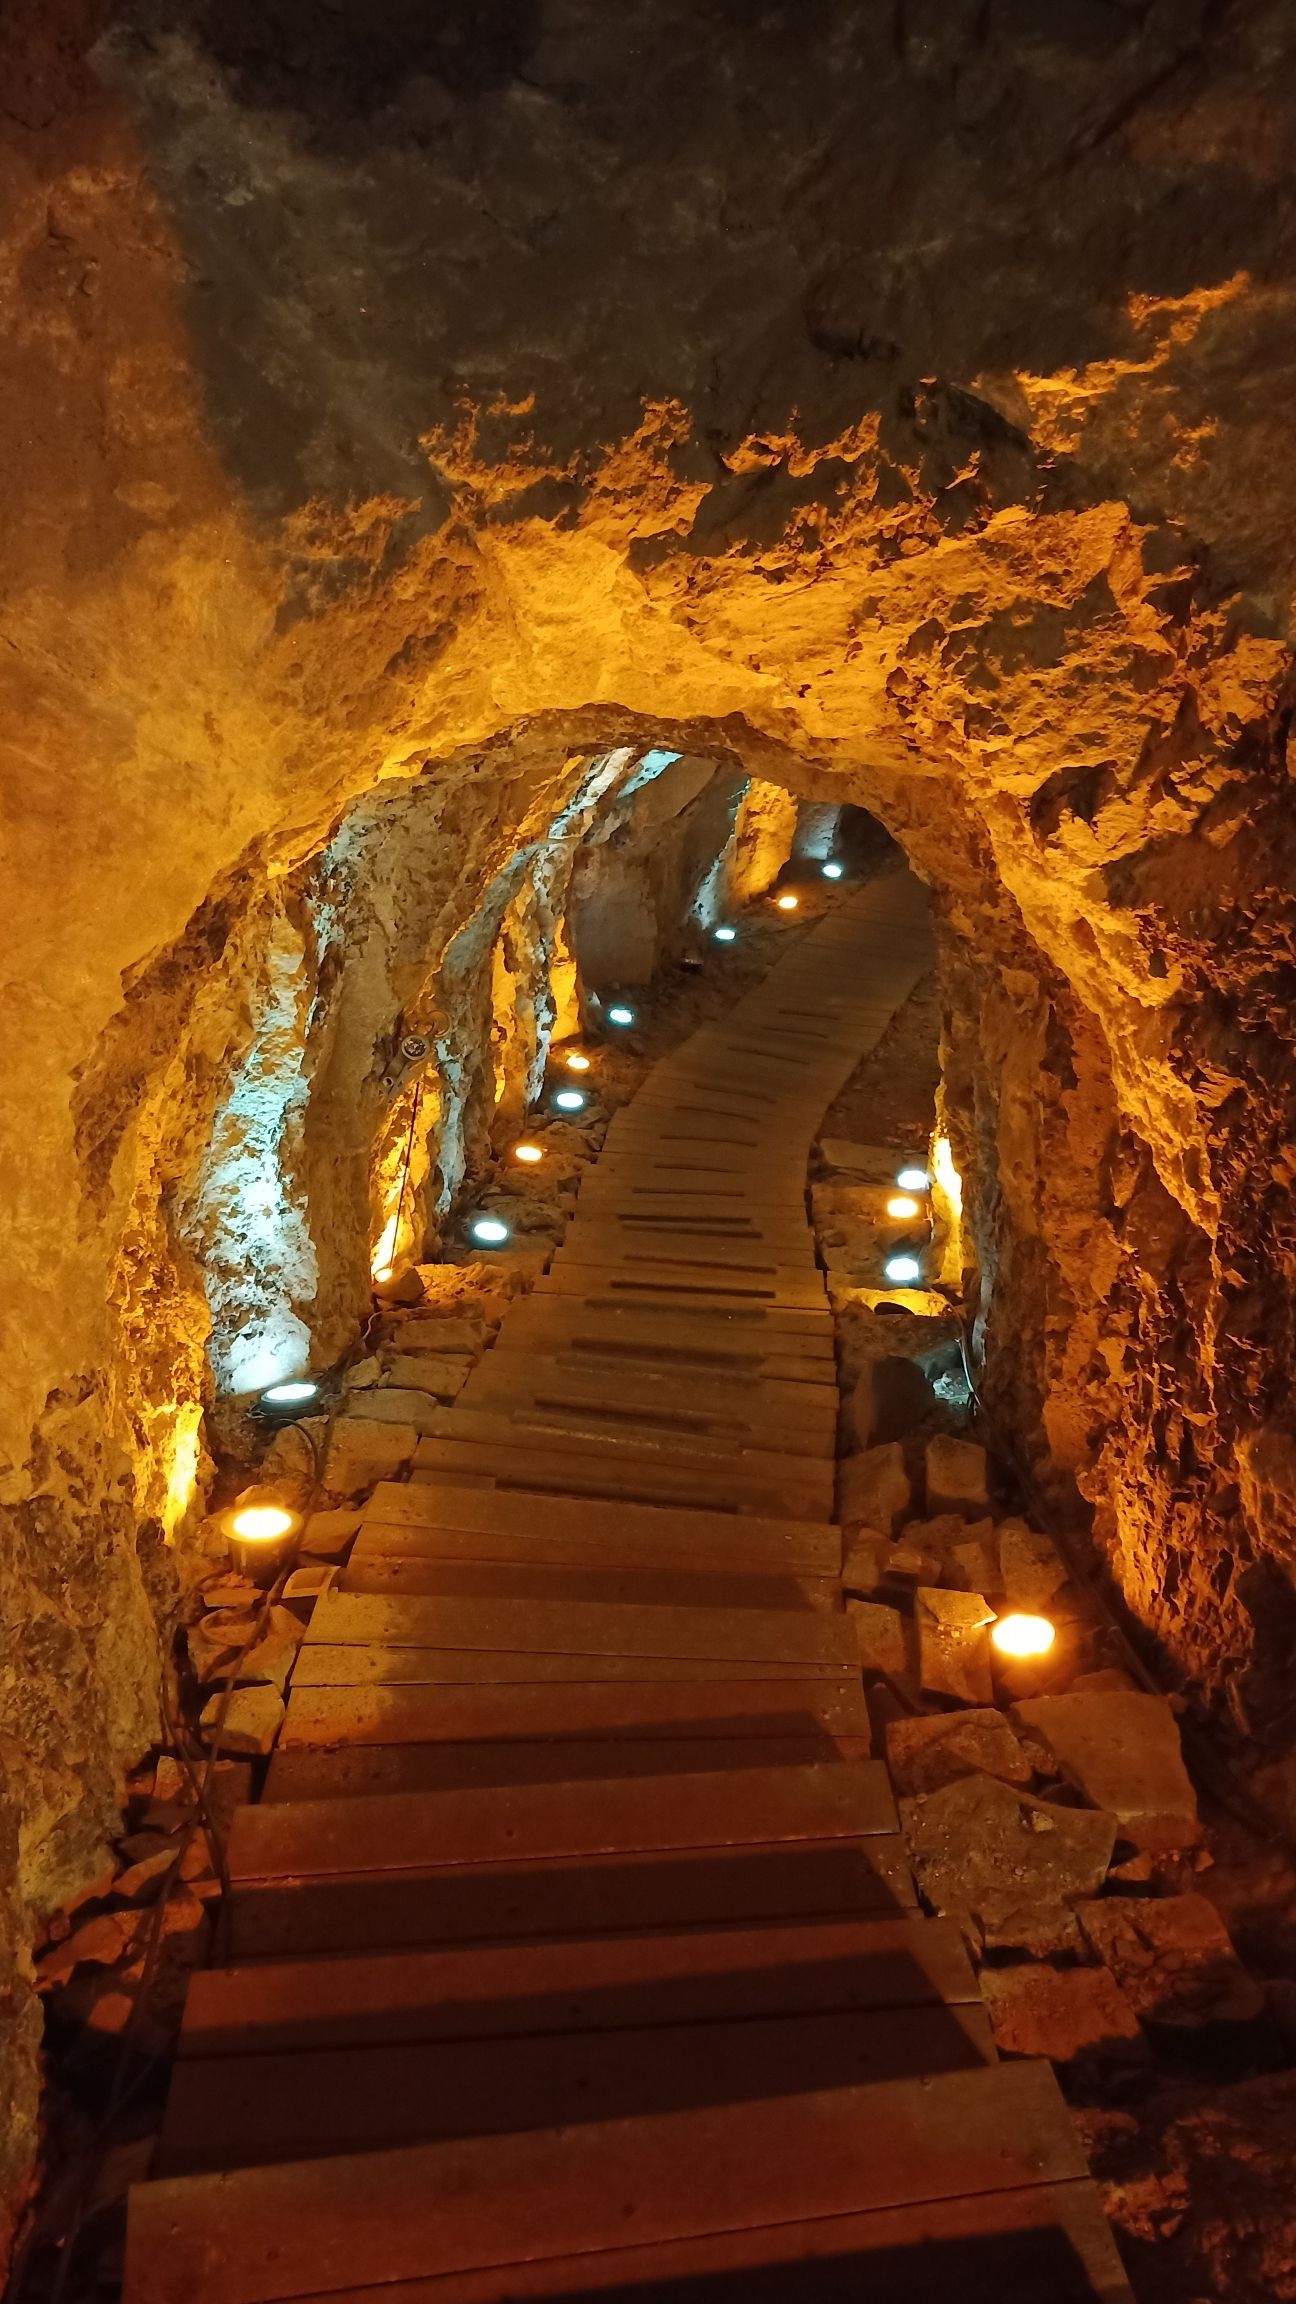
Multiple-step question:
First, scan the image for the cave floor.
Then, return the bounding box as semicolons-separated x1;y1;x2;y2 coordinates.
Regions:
121;871;1130;2303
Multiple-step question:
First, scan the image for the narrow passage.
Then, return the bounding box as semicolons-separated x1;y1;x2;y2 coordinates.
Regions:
124;870;1129;2303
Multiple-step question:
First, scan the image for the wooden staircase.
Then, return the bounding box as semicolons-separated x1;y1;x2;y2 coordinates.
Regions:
124;873;1131;2304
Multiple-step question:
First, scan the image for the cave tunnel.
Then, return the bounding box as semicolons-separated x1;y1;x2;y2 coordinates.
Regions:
5;1;1296;2297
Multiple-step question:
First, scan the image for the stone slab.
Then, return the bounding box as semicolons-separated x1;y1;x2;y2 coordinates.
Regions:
1011;1692;1200;1853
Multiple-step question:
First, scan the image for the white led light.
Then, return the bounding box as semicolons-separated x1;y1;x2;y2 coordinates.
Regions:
821;860;844;880
555;1089;586;1112
714;925;736;943
884;1254;922;1285
896;1166;930;1192
469;1216;510;1246
260;1380;318;1406
607;1005;635;1026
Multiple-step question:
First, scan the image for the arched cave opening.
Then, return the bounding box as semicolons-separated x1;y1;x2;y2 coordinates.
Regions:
5;2;1296;2296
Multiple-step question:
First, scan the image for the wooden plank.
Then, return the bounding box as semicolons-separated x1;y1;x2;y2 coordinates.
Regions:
408;1433;831;1522
556;1228;820;1272
292;1646;853;1688
158;2003;997;2174
461;1344;839;1421
180;1915;976;2059
262;2183;1132;2304
500;1296;835;1358
303;1589;856;1667
279;1674;871;1749
354;1481;841;1575
540;1263;828;1311
410;1402;833;1485
125;2063;1086;2304
263;1731;871;1802
455;1362;836;1457
339;1557;842;1616
227;1834;916;1959
229;1762;898;1883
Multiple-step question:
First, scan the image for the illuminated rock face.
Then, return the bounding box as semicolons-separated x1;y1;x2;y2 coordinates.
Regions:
3;0;1296;2251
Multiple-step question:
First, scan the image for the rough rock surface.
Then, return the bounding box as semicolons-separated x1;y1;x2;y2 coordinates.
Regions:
980;1960;1145;2068
885;1708;1034;1800
7;0;1296;2263
901;1773;1117;1952
1078;1893;1265;2027
1012;1691;1201;1853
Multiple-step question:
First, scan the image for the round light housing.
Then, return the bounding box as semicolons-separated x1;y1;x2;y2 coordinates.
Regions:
885;1195;922;1222
775;893;799;912
896;1166;930;1192
226;1498;299;1583
883;1254;922;1285
821;860;844;880
991;1612;1057;1659
607;1005;635;1026
513;1142;544;1165
554;1089;586;1112
713;925;736;943
469;1215;510;1247
260;1379;318;1408
230;1505;295;1542
564;1052;591;1073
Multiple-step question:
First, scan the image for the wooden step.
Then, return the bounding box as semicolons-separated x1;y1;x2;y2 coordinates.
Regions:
408;1430;831;1521
157;2002;997;2173
279;1673;871;1750
180;1915;976;2058
302;1590;855;1669
228;1763;898;1884
456;1358;836;1456
338;1555;842;1614
126;2062;1090;2304
556;1227;820;1272
293;1646;855;1689
539;1263;828;1312
227;1835;915;1959
264;1731;870;1802
500;1296;835;1360
353;1482;841;1577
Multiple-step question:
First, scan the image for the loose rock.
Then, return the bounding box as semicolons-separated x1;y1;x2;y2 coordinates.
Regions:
838;1442;911;1534
850;1356;935;1447
997;1518;1069;1609
980;1961;1145;2065
901;1773;1117;1953
200;1685;285;1756
846;1600;909;1678
300;1508;362;1560
841;1532;888;1597
342;1386;443;1435
915;1585;994;1704
924;1435;989;1517
322;1417;418;1496
1078;1894;1265;2026
1012;1691;1200;1852
885;1707;1034;1798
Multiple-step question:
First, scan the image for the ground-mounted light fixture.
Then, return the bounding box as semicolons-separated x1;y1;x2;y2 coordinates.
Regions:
606;1004;636;1027
512;1142;544;1165
821;860;844;880
564;1052;591;1073
895;1165;930;1193
775;893;799;912
254;1377;320;1426
225;1499;300;1584
885;1194;922;1222
554;1088;587;1113
883;1253;923;1285
468;1214;511;1248
714;925;737;943
991;1612;1056;1660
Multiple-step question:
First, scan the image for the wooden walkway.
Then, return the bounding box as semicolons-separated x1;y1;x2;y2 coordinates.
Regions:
124;873;1130;2303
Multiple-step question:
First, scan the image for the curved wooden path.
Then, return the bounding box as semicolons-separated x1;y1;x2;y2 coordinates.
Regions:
125;872;1130;2304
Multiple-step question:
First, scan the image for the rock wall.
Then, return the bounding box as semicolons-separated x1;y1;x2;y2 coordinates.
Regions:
5;0;1296;2261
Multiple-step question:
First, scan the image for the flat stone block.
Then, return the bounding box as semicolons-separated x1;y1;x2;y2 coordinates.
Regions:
384;1351;473;1399
915;1585;995;1705
900;1773;1117;1954
850;1356;935;1448
344;1386;444;1435
200;1684;284;1757
846;1599;909;1678
886;1707;1034;1798
838;1442;911;1535
1012;1691;1200;1853
300;1509;362;1561
1078;1894;1264;2026
925;1435;989;1517
323;1418;419;1497
997;1518;1069;1609
841;1532;889;1597
981;1961;1145;2064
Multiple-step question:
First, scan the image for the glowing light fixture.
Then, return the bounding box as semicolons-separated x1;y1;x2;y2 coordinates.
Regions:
469;1215;511;1247
607;1004;635;1027
261;1379;317;1407
714;925;737;943
555;1088;586;1112
885;1194;922;1222
775;893;799;912
991;1612;1056;1660
822;860;844;880
883;1253;922;1285
371;1211;401;1282
896;1166;930;1193
226;1499;299;1583
513;1142;544;1165
564;1052;591;1073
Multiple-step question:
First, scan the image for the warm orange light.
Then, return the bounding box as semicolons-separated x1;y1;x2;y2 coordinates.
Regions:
775;893;799;912
991;1612;1056;1659
371;1211;400;1281
564;1052;591;1073
513;1142;544;1164
230;1505;295;1543
886;1194;922;1220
